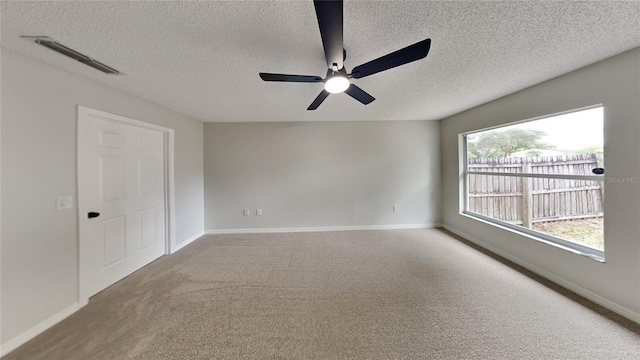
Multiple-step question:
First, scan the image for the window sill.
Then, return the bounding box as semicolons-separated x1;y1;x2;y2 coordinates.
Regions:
459;211;605;262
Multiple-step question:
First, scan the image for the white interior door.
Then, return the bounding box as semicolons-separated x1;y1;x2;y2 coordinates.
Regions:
78;109;166;301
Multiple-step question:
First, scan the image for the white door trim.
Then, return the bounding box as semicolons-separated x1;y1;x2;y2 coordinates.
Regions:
76;105;176;307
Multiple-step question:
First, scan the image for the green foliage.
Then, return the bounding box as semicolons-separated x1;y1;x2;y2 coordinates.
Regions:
467;128;553;158
571;145;604;168
575;145;603;154
519;149;542;157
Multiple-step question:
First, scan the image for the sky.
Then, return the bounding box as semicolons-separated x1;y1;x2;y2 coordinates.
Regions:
469;107;603;151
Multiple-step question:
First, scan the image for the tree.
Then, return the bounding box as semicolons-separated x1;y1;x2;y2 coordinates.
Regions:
467;128;553;158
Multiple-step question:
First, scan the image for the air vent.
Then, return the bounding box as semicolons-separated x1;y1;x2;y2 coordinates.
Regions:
77;59;120;74
21;36;121;75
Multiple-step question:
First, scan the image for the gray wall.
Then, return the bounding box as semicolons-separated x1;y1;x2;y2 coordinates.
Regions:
204;121;440;230
440;47;640;319
1;49;204;344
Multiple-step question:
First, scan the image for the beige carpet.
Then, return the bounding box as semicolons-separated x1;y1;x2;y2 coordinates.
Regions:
5;229;640;359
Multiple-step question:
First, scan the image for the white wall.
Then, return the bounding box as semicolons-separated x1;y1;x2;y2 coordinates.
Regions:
0;49;204;346
440;48;640;321
204;121;440;230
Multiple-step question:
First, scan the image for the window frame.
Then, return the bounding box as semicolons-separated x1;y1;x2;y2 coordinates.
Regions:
460;105;605;261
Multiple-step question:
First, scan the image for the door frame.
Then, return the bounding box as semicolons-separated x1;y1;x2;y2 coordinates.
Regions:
76;105;176;307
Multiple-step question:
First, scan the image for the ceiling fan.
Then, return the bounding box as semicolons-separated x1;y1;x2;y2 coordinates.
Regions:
259;0;431;110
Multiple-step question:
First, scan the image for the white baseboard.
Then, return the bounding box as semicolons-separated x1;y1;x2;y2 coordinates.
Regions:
171;231;204;254
1;302;80;357
205;223;441;234
441;224;640;325
1;230;205;356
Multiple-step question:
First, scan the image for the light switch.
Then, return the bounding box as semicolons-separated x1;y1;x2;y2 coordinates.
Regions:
243;209;250;216
256;209;262;216
57;196;73;210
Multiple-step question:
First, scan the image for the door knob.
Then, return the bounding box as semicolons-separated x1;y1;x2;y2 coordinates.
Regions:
88;212;100;219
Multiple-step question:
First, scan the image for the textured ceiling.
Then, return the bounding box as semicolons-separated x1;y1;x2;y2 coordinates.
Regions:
2;1;640;122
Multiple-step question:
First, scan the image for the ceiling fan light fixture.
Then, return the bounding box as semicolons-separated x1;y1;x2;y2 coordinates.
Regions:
324;76;350;93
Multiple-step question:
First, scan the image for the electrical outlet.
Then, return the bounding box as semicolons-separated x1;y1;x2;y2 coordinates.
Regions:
393;205;399;213
256;209;262;216
243;209;250;216
57;196;73;210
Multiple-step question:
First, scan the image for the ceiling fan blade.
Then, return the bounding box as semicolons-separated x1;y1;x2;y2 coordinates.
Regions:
344;84;375;105
351;38;431;79
259;73;323;83
307;90;330;110
313;0;343;70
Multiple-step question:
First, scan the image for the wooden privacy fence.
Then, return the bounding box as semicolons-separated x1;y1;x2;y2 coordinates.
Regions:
467;154;603;227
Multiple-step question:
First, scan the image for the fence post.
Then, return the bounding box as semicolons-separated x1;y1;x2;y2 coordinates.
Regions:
521;163;533;228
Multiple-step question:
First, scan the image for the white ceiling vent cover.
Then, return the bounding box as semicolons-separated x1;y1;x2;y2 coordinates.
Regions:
21;36;121;75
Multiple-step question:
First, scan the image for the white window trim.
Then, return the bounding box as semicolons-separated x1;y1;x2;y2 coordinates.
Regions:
461;210;604;261
460;105;605;261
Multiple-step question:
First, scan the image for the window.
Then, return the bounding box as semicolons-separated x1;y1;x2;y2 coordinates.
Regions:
462;106;605;260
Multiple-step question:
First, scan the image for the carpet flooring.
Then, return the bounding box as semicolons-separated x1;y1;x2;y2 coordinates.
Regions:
5;229;640;359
